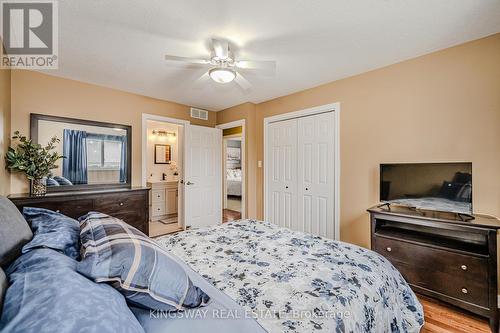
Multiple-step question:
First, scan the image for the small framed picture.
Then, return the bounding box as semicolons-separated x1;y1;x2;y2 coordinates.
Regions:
227;147;241;161
154;144;171;164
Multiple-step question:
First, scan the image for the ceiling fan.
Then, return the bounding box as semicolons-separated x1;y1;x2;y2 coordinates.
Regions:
164;39;276;90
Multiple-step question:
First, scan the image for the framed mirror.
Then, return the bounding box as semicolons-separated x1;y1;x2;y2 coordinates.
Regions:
30;113;132;192
154;144;171;164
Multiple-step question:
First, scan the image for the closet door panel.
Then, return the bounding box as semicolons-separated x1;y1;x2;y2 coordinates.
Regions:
297;112;335;239
297;116;315;234
302;194;313;233
267;119;297;228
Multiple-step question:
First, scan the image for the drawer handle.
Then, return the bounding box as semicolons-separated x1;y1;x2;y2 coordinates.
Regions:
119;202;124;206
386;247;392;252
461;265;467;271
461;288;468;294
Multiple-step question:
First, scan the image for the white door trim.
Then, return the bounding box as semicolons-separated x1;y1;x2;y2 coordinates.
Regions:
216;119;246;219
263;102;340;240
142;114;190;230
141;113;190;187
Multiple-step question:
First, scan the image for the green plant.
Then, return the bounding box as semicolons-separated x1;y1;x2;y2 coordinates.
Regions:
5;131;64;180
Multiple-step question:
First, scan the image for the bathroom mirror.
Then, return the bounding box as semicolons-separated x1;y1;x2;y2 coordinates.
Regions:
30;113;132;192
154;144;171;164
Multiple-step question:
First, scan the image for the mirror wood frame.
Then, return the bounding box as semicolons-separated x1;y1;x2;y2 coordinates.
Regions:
154;144;172;164
30;113;132;193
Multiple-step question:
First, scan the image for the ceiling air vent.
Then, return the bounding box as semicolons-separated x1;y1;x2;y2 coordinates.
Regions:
190;107;209;121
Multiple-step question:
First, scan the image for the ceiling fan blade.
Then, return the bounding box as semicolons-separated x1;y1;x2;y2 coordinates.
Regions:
192;72;211;90
164;55;210;65
212;39;229;60
234;72;252;91
235;60;276;71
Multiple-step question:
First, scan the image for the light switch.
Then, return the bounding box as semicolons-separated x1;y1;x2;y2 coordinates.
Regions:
258;160;262;168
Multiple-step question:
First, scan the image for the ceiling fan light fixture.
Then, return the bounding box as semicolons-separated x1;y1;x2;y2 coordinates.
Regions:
209;67;236;84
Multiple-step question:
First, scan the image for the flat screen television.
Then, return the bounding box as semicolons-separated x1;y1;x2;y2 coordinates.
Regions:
380;162;472;215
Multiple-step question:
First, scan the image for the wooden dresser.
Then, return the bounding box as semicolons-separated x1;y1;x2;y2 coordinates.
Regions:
9;187;150;235
368;205;500;332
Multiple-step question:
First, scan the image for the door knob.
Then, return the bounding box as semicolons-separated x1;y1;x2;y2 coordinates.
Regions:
186;181;194;185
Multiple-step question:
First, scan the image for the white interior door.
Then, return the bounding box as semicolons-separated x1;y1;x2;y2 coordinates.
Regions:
177;125;185;229
266;119;297;229
184;125;222;228
297;112;335;238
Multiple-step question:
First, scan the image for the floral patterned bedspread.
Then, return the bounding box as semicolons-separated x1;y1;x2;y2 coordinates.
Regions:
156;220;424;333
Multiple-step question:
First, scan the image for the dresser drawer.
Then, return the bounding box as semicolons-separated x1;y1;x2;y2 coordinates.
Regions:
94;192;145;215
20;199;94;219
151;189;165;203
391;259;489;307
112;212;146;232
93;192;148;234
373;236;488;282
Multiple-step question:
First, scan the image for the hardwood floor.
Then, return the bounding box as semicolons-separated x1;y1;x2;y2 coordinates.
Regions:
223;209;241;223
419;295;490;333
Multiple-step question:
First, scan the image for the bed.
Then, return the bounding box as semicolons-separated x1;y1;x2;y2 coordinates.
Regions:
0;197;424;333
155;220;424;333
226;168;242;197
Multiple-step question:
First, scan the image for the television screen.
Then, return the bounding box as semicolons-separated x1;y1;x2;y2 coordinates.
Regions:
380;162;472;214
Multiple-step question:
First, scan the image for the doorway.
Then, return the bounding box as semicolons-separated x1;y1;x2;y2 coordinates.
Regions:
217;120;246;223
142;114;188;237
142;113;223;235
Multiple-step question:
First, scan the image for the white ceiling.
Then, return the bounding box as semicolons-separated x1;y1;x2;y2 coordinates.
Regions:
42;0;500;111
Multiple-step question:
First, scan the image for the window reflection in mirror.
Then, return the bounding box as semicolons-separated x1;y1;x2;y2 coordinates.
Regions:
33;114;131;191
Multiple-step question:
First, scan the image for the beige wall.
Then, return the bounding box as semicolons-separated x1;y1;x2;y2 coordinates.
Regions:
10;70;216;194
0;66;11;196
217;102;257;218
219;33;500;249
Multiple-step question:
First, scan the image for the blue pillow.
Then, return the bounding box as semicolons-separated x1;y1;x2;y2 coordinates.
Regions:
53;176;73;186
45;177;60;187
22;207;80;260
77;212;210;311
0;248;145;333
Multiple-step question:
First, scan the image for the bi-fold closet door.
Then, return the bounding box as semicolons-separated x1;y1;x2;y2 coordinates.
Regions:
267;112;335;239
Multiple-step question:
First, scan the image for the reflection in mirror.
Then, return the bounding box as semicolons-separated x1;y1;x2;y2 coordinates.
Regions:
154;144;171;164
32;114;131;191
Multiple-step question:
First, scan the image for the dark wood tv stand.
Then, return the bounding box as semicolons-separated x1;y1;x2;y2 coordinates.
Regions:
368;205;500;332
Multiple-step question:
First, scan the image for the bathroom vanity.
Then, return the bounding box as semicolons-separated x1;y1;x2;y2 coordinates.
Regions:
147;180;178;222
